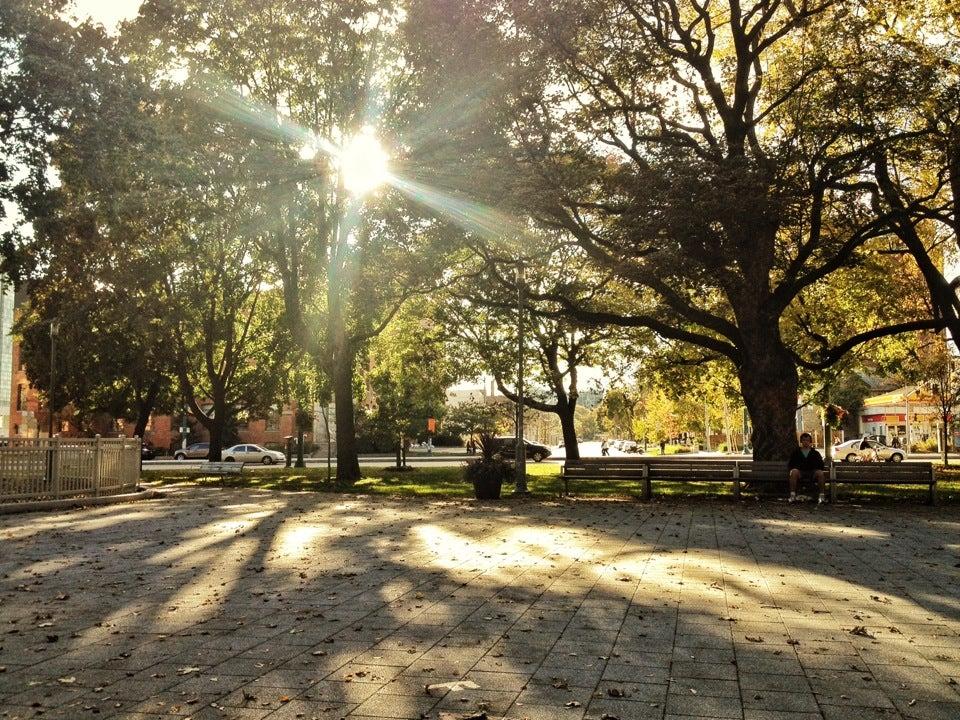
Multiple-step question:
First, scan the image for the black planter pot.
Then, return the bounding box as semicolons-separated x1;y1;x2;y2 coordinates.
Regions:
472;477;503;500
464;458;512;500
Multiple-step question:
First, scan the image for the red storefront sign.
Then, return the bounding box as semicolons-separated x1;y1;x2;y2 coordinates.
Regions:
862;414;899;423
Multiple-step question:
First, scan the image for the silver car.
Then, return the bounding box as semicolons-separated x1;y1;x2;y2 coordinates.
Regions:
222;444;286;464
833;438;905;463
174;442;209;460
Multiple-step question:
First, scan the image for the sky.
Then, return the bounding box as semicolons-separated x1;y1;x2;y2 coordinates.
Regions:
69;0;142;31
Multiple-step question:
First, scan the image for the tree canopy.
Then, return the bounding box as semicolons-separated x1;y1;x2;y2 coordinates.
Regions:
2;0;958;464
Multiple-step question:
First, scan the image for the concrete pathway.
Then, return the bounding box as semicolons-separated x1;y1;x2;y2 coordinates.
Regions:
0;488;958;720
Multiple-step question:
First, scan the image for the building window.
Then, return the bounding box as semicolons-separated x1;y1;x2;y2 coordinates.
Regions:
15;385;23;411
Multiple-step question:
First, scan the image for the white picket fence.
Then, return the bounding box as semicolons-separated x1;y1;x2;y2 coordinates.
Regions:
0;436;140;503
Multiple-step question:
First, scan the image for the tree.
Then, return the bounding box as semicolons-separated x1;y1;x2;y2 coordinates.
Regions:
14;274;175;438
1;11;180;436
363;306;454;469
902;332;960;465
596;388;638;441
852;1;960;351
0;0;112;260
5;21;298;457
124;0;457;480
441;246;635;459
444;399;514;460
409;0;945;460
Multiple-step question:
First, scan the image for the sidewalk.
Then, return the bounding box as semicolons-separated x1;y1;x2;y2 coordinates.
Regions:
1;489;958;719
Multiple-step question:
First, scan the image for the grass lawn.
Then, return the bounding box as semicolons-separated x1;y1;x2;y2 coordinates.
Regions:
141;461;960;504
143;462;564;498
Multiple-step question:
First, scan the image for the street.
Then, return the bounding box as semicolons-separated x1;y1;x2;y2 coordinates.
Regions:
144;440;945;470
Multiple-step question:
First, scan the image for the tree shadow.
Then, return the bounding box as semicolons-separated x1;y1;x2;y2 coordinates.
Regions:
0;489;957;719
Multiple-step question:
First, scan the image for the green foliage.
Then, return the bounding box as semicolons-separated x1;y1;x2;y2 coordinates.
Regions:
823;404;849;430
362;305;454;462
911;438;938;453
596;388;638;439
444;399;513;459
404;0;955;460
0;0;115;261
573;405;600;442
143;462;560;497
15;285;175;434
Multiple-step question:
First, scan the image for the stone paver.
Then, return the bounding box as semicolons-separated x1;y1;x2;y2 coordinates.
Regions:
0;488;958;719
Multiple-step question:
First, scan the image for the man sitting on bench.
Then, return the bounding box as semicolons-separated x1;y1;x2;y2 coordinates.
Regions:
788;432;826;504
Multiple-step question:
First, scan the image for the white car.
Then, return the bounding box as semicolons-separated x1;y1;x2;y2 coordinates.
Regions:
833;438;905;463
222;444;285;464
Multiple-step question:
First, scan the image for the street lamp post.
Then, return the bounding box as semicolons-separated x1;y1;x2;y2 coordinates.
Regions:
47;320;58;438
741;406;750;455
514;260;528;493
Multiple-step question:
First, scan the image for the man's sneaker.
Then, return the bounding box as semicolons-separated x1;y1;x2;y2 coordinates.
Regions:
818;494;826;505
788;495;797;503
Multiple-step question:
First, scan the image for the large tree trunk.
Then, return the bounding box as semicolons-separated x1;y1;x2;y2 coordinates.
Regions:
738;341;800;461
332;346;361;482
558;401;580;460
132;378;161;440
206;398;227;461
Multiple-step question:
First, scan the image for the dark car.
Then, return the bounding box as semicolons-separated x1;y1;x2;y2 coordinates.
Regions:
490;436;552;462
173;442;210;460
141;444;157;461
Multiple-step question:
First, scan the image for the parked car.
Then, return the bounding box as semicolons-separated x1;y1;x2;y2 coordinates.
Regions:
173;442;210;460
141;444;157;461
222;444;285;464
489;436;552;462
833;438;905;463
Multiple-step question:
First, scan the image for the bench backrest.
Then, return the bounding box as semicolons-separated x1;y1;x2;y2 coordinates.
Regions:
563;458;932;482
833;462;932;482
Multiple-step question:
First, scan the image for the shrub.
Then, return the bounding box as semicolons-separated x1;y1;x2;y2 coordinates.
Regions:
431;432;464;447
463;457;513;483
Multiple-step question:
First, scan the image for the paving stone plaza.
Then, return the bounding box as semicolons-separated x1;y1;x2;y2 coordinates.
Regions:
1;488;958;720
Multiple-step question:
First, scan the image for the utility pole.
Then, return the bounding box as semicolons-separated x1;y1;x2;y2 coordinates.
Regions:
704;399;711;452
47;320;58;438
514;260;528;493
741;406;750;455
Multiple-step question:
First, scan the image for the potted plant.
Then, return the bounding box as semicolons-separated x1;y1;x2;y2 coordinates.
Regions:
447;400;515;499
464;431;514;499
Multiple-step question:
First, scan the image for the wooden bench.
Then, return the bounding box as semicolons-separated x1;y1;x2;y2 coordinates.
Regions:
562;457;650;497
193;462;245;479
830;461;935;504
562;457;747;499
562;457;936;503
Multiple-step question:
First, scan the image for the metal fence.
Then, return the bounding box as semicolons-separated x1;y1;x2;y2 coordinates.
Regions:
0;437;140;503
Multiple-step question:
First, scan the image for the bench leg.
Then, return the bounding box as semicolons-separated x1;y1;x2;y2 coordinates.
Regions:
929;482;937;505
830;480;836;504
642;476;651;501
733;479;740;499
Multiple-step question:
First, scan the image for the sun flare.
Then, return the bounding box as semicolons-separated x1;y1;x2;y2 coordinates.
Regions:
339;128;389;196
